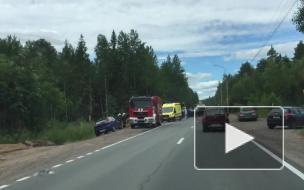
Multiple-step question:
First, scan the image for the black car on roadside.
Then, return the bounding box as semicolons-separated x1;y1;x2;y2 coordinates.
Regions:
202;107;229;132
94;117;123;136
267;107;304;129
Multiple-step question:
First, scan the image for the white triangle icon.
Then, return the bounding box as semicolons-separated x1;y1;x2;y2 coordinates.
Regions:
225;123;254;154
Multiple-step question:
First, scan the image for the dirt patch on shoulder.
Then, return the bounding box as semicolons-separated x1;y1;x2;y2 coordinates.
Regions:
0;144;29;154
0;127;150;186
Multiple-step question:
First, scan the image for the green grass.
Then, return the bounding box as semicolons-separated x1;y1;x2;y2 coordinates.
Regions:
0;120;96;145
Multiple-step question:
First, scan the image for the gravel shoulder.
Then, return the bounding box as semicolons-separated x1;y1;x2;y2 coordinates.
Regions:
230;114;304;168
0;127;151;186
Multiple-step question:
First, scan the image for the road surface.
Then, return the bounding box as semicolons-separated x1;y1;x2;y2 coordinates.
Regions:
2;117;304;190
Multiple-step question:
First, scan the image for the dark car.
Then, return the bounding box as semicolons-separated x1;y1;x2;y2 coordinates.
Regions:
94;117;123;136
196;107;205;117
267;107;304;129
237;107;258;121
187;108;194;117
202;108;229;132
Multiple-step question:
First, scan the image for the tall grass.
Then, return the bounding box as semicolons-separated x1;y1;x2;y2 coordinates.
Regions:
0;120;96;145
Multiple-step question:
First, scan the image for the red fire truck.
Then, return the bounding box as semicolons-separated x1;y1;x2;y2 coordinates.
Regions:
129;96;162;128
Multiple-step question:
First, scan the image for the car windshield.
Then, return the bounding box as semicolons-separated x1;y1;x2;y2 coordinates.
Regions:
241;108;254;111
96;118;109;125
130;99;151;108
162;107;173;113
206;109;225;115
271;108;289;113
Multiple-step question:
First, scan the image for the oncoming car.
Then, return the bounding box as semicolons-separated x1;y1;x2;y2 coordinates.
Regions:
202;107;229;132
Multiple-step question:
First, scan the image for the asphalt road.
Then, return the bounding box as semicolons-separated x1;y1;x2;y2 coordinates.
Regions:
3;117;304;190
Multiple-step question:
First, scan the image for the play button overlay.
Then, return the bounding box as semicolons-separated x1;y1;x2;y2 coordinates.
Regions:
194;106;284;170
225;123;254;154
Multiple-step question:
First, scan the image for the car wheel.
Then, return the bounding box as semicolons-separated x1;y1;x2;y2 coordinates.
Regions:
111;125;116;132
119;123;123;129
238;118;241;122
157;119;161;126
289;120;296;129
131;124;135;129
203;123;209;132
268;124;275;129
254;118;257;121
95;132;100;137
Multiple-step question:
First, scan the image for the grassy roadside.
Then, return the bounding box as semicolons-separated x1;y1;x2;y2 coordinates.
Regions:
0;120;95;145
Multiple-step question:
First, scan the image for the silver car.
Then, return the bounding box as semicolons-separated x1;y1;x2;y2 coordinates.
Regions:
237;107;258;121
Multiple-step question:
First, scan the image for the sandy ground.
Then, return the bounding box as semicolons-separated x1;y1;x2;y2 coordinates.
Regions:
0;127;150;185
230;114;304;167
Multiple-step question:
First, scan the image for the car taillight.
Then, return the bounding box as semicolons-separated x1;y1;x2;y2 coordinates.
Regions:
239;112;242;114
285;113;292;118
253;110;256;113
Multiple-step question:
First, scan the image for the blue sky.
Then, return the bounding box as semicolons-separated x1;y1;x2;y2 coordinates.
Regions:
0;0;303;99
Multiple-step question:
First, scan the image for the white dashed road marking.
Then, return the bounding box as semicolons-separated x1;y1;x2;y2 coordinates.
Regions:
2;125;166;188
16;176;31;182
177;138;184;144
52;164;63;168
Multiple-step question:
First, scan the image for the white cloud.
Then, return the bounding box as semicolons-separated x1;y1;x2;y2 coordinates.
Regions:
186;72;212;83
0;0;298;59
185;72;217;99
233;41;299;61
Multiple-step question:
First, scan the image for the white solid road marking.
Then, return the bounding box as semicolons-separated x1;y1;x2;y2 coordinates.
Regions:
66;160;74;163
252;141;304;180
0;185;9;189
16;176;31;182
52;164;63;168
77;156;84;159
95;149;100;152
177;138;184;144
86;152;93;155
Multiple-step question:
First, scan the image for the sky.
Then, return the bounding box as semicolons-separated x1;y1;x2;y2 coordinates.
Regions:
0;0;303;100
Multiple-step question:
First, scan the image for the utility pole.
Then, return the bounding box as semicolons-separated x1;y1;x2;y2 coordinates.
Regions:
89;77;92;122
214;64;229;112
105;74;108;117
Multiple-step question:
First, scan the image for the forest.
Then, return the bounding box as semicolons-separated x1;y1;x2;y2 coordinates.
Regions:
201;43;304;107
0;30;198;136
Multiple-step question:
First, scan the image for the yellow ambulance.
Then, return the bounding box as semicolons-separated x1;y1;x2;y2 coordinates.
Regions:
162;103;182;122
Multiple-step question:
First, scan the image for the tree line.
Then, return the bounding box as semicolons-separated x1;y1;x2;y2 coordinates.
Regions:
0;30;198;133
202;43;304;107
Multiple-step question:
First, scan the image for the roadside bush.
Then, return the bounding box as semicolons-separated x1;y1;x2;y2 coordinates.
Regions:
42;120;95;145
